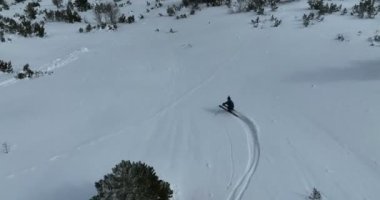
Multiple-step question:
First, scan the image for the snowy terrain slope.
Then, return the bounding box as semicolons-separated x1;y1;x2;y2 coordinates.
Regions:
1;0;380;199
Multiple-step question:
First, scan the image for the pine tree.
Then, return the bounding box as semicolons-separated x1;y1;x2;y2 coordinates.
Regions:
74;0;91;12
91;160;173;200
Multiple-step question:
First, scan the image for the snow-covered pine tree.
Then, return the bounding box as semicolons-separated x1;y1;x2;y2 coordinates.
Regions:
90;160;173;200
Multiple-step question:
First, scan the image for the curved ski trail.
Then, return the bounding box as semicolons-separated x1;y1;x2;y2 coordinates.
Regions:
227;111;260;200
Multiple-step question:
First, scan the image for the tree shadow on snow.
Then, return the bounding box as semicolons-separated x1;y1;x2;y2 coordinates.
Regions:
288;60;380;83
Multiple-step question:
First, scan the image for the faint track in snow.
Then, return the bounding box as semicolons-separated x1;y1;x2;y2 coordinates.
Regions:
144;33;249;123
145;50;242;123
0;47;88;88
226;111;260;200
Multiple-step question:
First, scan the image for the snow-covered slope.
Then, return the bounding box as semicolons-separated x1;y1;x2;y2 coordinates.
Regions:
1;0;380;200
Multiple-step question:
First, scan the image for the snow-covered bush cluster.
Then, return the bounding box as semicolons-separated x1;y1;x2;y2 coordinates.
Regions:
118;14;135;24
182;0;227;7
44;7;82;23
368;33;380;46
0;0;9;11
336;33;345;41
1;59;51;79
351;0;378;18
0;30;5;42
308;0;342;15
0;60;13;73
0;15;45;37
2;142;9;154
90;160;173;200
230;0;279;14
302;12;324;27
74;0;92;12
251;15;281;28
52;0;63;8
24;2;40;20
309;188;322;200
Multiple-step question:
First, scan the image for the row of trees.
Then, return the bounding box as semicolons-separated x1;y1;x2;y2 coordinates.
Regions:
180;0;378;18
0;15;45;37
44;5;82;23
352;0;378;18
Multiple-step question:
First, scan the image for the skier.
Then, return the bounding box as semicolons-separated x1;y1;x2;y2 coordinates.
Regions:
222;96;234;112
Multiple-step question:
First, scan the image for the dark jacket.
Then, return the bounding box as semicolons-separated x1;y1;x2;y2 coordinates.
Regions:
223;96;234;111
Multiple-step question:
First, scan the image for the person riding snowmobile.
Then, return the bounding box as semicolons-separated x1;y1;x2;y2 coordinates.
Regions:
222;96;234;112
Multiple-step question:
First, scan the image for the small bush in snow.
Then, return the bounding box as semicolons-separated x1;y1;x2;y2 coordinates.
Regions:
309;188;321;200
351;0;378;18
182;0;226;7
308;0;324;10
176;14;187;19
341;7;347;15
16;64;34;79
52;0;63;8
122;15;133;23
0;0;9;10
74;0;91;12
336;33;345;41
269;0;279;11
374;34;380;42
302;13;320;27
2;142;9;154
167;6;176;16
308;0;342;15
127;15;135;23
246;0;266;14
303;17;310;27
24;2;40;20
270;15;281;27
15;0;26;4
85;23;92;32
169;28;177;33
0;31;5;42
118;14;134;23
251;16;260;28
368;34;380;46
90;160;173;200
0;60;13;73
44;8;82;23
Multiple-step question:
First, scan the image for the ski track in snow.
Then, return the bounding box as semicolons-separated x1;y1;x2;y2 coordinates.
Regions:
144;33;247;123
0;47;89;88
4;127;125;180
226;112;260;200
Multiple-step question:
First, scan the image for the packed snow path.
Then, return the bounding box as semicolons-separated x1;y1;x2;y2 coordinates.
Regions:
225;111;260;200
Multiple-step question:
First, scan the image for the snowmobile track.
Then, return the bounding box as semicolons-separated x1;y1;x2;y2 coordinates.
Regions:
226;111;260;200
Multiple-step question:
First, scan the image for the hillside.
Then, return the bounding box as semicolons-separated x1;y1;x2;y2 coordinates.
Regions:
1;0;380;199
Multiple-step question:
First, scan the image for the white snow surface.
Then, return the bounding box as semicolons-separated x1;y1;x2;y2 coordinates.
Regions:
1;0;380;199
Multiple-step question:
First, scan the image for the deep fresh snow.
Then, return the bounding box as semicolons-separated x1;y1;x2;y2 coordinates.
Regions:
1;0;380;200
